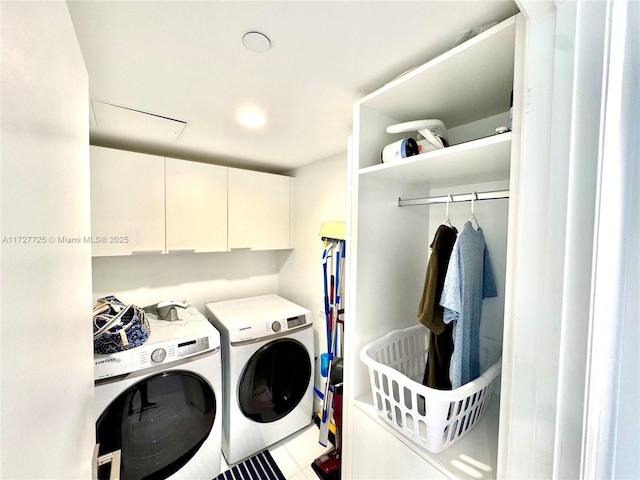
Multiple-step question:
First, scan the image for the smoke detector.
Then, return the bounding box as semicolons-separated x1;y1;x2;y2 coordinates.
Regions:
243;32;271;53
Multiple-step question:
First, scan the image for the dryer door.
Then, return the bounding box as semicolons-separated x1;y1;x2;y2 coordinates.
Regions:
96;370;216;480
239;338;312;423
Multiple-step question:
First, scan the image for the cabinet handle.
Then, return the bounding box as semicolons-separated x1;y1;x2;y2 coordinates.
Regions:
131;250;163;255
230;247;252;251
168;249;196;254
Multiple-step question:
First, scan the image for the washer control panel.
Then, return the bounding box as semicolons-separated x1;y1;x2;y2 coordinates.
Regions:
151;348;167;363
94;307;220;381
177;337;210;358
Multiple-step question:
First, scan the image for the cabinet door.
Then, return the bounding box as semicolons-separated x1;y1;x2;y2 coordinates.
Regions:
228;168;291;250
90;146;165;256
165;158;227;253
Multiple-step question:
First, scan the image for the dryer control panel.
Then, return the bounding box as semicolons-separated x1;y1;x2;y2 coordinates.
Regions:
205;294;311;344
261;313;308;334
226;313;310;343
252;315;310;342
264;314;307;334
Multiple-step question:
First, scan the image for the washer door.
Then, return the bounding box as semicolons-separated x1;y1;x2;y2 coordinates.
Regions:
238;338;312;423
96;370;216;480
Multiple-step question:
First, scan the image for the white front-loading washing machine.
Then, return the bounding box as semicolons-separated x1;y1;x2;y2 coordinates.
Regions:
94;306;222;480
205;294;314;465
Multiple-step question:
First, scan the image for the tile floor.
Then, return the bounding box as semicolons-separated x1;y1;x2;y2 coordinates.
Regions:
220;423;333;479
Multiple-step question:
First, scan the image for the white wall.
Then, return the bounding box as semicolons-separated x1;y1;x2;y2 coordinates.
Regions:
278;152;348;410
497;4;576;477
500;1;640;477
92;250;281;313
0;2;95;478
615;7;640;475
615;120;639;479
581;0;640;476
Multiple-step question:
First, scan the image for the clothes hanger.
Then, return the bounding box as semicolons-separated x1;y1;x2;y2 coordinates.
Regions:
444;194;453;227
469;192;480;230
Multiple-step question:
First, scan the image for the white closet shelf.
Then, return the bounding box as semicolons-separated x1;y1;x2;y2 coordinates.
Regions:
354;392;500;480
359;132;511;187
358;16;516;129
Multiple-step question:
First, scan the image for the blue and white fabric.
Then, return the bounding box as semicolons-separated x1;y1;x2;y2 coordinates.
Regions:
93;295;151;355
440;222;497;388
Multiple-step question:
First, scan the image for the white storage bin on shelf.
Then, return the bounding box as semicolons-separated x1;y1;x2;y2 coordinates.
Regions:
360;324;501;454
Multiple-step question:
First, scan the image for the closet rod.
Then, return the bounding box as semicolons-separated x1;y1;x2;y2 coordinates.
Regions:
397;189;510;207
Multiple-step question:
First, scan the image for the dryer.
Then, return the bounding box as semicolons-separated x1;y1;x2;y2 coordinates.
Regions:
205;294;314;465
94;306;222;480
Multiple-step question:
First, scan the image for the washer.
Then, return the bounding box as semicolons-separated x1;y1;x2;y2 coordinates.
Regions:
94;306;222;480
205;294;314;465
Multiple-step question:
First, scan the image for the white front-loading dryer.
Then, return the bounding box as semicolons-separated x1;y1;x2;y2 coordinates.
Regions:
205;294;314;465
94;306;222;480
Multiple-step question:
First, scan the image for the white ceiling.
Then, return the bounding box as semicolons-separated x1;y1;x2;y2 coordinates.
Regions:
67;1;519;173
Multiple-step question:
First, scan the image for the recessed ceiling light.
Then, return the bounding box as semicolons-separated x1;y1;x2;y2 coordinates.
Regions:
237;106;266;128
243;31;271;53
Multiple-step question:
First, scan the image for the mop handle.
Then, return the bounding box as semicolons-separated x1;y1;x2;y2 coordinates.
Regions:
322;245;333;351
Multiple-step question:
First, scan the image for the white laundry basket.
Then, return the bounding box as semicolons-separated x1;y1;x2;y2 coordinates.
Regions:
360;324;501;454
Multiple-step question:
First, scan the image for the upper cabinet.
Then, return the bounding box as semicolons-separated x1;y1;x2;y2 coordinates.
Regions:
228;168;292;251
90;146;165;256
89;147;292;256
165;158;227;253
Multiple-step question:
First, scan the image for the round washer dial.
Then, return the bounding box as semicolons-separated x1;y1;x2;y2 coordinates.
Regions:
151;348;167;363
271;321;281;332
